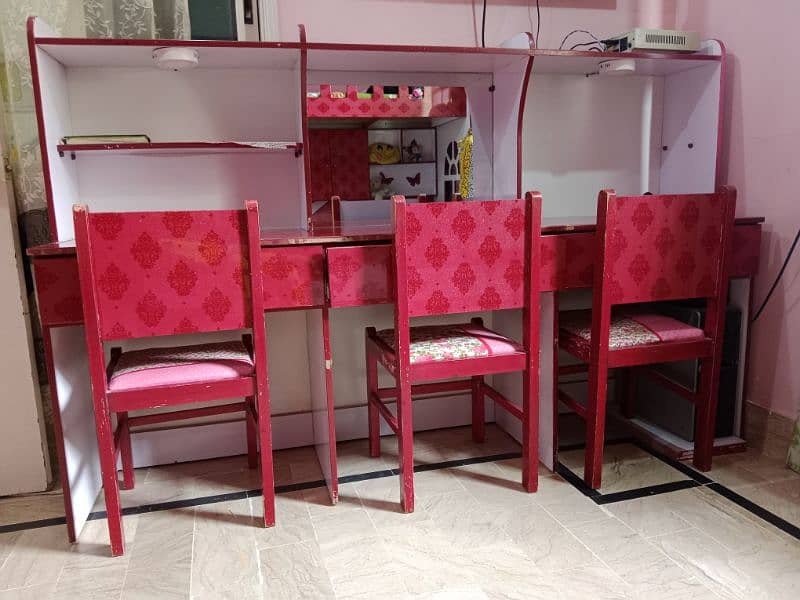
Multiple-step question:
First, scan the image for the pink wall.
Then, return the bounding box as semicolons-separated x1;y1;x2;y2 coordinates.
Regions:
279;0;800;420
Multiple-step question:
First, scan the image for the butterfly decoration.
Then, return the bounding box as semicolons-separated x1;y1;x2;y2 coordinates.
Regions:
379;171;394;185
406;172;421;187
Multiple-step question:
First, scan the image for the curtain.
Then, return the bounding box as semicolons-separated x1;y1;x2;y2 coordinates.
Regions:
83;0;189;39
0;0;190;482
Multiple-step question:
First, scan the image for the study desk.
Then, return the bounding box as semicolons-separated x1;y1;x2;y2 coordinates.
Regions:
27;215;763;541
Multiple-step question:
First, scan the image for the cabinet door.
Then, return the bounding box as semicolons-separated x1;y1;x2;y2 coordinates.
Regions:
329;129;371;200
308;129;333;202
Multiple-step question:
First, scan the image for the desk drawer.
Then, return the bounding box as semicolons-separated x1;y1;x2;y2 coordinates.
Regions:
327;244;393;307
33;257;83;326
262;246;325;309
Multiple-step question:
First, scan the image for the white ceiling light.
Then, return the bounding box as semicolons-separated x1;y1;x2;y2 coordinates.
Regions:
152;47;199;71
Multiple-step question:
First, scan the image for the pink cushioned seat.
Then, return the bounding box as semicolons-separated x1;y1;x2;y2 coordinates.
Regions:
375;324;523;364
560;309;705;357
108;341;254;392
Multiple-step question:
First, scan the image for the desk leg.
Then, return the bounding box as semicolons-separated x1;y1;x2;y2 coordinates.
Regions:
48;326;102;542
307;308;339;504
42;327;75;542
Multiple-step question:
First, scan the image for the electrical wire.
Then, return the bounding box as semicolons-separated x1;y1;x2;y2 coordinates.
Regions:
559;29;599;50
751;228;800;323
569;40;605;51
535;0;540;48
482;0;487;48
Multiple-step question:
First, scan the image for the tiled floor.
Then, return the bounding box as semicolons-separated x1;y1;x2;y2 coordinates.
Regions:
1;425;799;599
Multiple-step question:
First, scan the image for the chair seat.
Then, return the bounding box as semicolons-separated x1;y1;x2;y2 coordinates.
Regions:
375;324;523;365
108;341;254;392
559;310;705;358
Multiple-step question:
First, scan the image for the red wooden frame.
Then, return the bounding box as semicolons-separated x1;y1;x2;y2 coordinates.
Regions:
73;201;274;556
365;193;542;511
306;84;467;119
557;187;737;489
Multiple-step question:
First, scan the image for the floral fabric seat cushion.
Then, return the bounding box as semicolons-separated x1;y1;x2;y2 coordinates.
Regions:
560;309;705;356
375;325;523;364
108;340;254;392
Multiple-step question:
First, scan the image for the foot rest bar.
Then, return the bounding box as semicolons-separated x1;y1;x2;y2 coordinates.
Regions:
481;383;523;420
370;391;399;433
557;389;587;419
127;402;248;428
377;380;472;399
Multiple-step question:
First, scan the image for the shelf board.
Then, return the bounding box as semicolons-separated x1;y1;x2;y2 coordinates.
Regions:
56;141;303;158
369;161;436;166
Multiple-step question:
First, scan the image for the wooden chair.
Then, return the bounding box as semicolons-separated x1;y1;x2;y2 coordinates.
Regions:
365;193;542;512
73;201;273;556
557;187;737;489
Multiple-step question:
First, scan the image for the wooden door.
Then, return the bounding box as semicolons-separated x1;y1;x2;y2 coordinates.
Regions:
329;129;371;200
308;129;333;202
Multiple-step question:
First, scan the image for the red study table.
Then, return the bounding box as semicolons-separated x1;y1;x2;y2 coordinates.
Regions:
27;215;763;541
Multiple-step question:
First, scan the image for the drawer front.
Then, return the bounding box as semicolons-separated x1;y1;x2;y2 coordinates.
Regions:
261;246;325;309
327;244;393;307
33;257;84;326
730;225;761;278
540;233;595;292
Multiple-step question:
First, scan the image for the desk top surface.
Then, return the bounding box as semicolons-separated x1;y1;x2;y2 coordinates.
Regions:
26;216;765;257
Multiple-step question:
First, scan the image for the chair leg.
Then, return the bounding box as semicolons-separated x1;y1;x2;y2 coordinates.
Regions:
118;412;135;490
471;375;485;443
522;367;539;493
94;402;124;556
397;381;415;513
256;388;276;527
693;357;718;472
366;345;380;458
584;363;609;490
246;396;258;469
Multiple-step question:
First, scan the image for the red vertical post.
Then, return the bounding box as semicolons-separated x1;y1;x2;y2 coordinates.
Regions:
118;412;135;489
392;195;415;513
246;200;275;526
694;186;736;470
522;191;542;492
471;375;485;443
73;205;124;556
366;328;381;457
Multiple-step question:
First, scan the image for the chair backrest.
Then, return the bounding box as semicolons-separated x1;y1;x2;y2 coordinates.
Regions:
392;193;541;319
74;203;264;342
595;187;736;307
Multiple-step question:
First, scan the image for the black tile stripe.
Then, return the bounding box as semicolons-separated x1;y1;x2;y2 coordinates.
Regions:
0;451;521;535
594;480;700;505
707;482;800;541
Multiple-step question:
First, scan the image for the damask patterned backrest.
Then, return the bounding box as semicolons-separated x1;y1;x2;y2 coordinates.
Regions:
393;194;541;318
597;187;737;306
74;206;259;342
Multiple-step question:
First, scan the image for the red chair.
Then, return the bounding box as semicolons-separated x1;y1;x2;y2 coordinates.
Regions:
365;193;542;512
73;201;273;556
557;187;737;489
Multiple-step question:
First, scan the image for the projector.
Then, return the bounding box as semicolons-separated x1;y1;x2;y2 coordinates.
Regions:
602;28;700;53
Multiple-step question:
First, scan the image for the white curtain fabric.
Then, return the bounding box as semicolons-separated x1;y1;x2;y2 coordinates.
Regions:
83;0;190;39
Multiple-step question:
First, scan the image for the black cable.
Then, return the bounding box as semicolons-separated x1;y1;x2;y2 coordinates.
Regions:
535;0;540;49
482;0;487;48
751;228;800;323
569;40;604;51
559;29;599;50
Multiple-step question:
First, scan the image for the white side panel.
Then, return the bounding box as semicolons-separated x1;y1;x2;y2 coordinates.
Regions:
492;61;529;199
37;49;79;240
659;62;721;193
306;310;335;497
52;326;101;538
522;74;664;220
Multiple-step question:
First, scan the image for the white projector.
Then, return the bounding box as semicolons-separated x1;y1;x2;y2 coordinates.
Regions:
603;28;700;53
